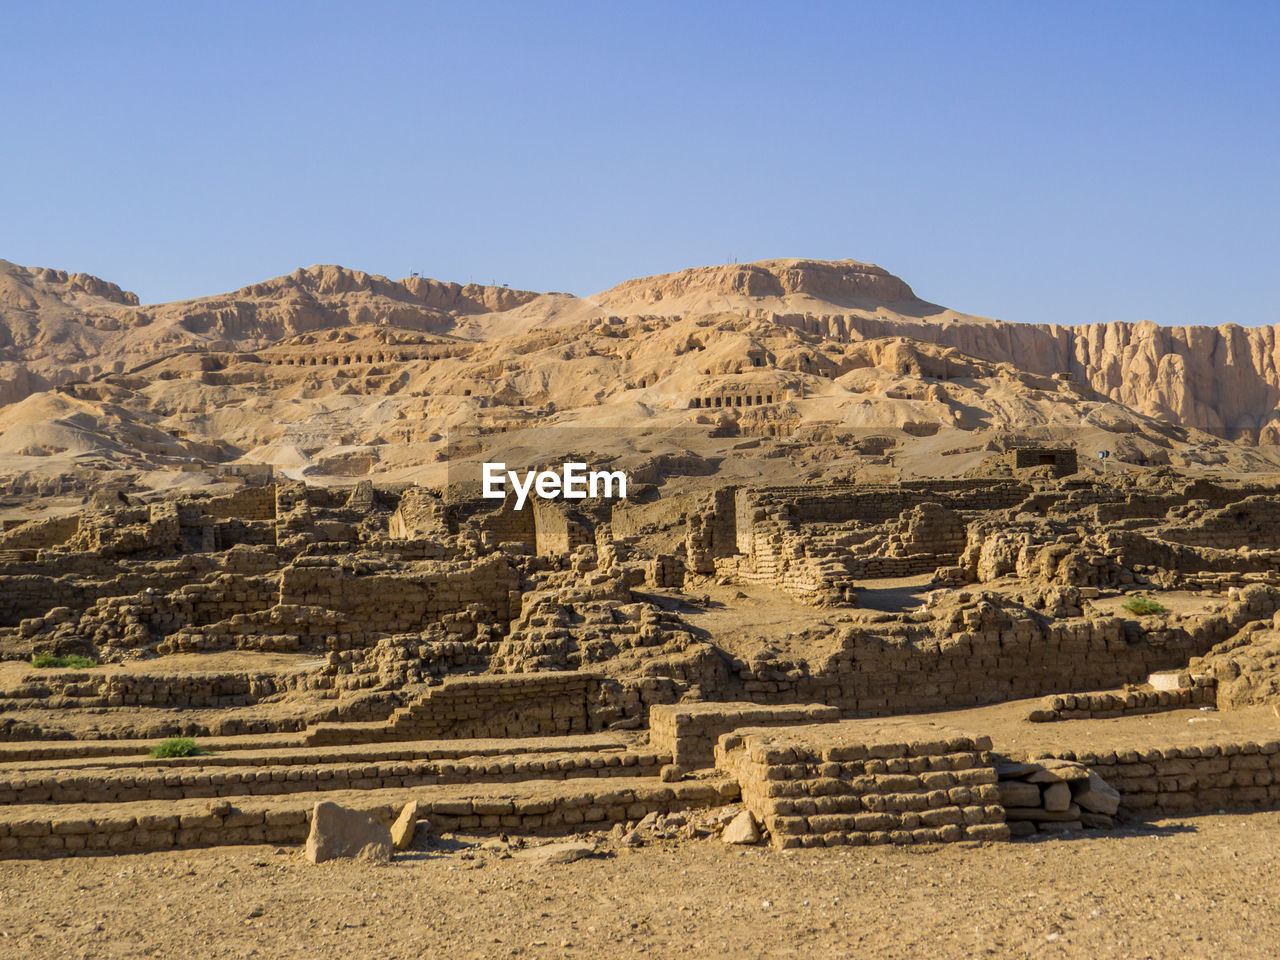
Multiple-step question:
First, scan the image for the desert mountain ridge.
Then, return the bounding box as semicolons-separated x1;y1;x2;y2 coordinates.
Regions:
2;255;1280;498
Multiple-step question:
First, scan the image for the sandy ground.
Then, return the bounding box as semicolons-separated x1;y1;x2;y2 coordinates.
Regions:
0;811;1276;960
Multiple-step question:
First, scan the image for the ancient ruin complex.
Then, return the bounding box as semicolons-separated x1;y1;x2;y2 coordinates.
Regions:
1;257;1280;864
3;456;1280;856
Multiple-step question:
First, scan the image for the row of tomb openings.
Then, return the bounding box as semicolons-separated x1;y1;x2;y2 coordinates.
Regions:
270;351;462;366
690;394;775;408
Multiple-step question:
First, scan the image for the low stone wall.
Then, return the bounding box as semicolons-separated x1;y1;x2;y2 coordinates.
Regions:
0;748;669;805
742;481;1030;526
648;702;839;770
0;666;314;712
716;719;1009;849
846;554;941;579
0;711;311;743
1026;739;1280;817
1026;682;1216;722
1158;496;1280;551
0;777;741;859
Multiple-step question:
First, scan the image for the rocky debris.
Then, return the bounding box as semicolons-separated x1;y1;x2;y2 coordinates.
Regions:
722;810;761;845
997;760;1121;837
304;801;392;864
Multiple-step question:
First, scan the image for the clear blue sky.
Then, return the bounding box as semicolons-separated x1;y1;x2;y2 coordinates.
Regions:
3;1;1277;326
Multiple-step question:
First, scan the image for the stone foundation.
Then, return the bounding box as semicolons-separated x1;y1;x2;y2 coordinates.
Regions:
716;719;1009;849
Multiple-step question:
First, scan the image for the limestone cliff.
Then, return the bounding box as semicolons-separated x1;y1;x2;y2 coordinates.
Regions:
819;315;1280;442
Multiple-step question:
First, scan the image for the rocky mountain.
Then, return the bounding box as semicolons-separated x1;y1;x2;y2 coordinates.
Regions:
0;255;1277;492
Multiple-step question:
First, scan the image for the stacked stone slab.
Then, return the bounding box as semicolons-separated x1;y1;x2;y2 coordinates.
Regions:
715;719;1009;848
996;759;1120;835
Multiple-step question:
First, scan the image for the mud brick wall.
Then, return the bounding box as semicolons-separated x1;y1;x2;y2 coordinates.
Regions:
424;779;741;833
846;555;940;579
468;499;536;548
720;483;1028;602
2;561;226;626
176;574;278;623
713;585;1280;716
3;577;99;626
1158;496;1280;550
683;489;738;574
610;494;689;541
279;554;519;629
388;488;448;540
60;574;280;650
740;480;1030;526
0;554;149;580
0;668;309;712
185;486;277;521
1010;448;1077;476
719;516;854;604
310;672;608;744
1030;739;1280;817
0;711;309;743
532;501;592;556
1102;530;1276;577
1092;495;1186;524
716;720;1009;849
0;515;80;550
707;487;738;557
649;702;839;769
206;520;277;551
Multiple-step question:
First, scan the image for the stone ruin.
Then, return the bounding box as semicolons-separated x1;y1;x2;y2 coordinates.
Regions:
2;461;1280;857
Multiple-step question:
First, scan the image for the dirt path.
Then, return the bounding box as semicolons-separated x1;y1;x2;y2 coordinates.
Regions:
1;811;1276;960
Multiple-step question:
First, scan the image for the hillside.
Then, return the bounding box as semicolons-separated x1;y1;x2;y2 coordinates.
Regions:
0;256;1278;494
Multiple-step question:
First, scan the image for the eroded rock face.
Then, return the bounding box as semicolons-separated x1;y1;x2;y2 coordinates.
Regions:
834;315;1280;441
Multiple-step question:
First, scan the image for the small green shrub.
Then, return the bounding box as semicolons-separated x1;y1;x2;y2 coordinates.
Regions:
1123;595;1168;616
31;653;98;669
149;737;203;759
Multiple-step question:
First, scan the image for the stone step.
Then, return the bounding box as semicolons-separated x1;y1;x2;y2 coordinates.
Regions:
0;774;741;859
0;746;670;806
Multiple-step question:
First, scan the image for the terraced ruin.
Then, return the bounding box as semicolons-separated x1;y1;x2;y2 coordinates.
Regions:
3;458;1280;860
